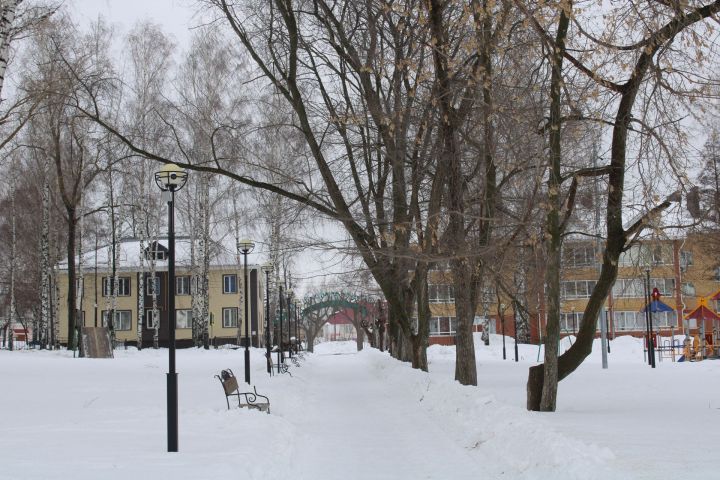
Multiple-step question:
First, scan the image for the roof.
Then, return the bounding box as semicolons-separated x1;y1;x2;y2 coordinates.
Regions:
684;297;720;321
57;237;260;272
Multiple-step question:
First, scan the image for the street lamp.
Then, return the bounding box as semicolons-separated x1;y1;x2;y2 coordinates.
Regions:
278;284;284;372
295;300;301;352
154;163;188;453
500;303;506;360
262;263;273;374
239;239;255;384
287;289;294;358
643;268;657;368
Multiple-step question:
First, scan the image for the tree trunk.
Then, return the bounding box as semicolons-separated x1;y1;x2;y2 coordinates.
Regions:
40;164;50;349
454;280;478;385
526;4;569;412
355;326;364;351
65;207;77;347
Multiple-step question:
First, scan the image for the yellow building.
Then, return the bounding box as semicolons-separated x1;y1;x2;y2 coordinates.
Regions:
421;233;720;345
56;238;266;348
559;233;719;337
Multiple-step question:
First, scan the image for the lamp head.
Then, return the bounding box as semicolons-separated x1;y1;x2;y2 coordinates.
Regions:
261;262;274;273
154;163;188;192
238;239;255;253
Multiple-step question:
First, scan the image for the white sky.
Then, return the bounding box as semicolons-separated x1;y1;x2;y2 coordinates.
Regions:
69;0;198;48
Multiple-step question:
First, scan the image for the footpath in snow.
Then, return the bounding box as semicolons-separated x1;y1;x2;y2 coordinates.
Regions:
2;336;715;479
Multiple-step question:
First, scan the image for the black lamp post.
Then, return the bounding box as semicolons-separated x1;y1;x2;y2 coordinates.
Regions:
500;303;506;360
278;284;284;371
645;269;656;368
287;289;294;358
295;300;301;352
239;239;255;384
154;163;188;453
262;263;273;374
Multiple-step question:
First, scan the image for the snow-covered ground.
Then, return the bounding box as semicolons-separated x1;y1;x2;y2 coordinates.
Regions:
1;334;716;479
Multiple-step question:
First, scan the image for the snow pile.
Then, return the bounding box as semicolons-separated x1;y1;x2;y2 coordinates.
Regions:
367;347;616;479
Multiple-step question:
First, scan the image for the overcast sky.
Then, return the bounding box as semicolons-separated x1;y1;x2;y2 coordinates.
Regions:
69;0;198;49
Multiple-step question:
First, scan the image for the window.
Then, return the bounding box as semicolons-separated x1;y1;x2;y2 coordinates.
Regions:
144;241;168;261
223;275;237;294
146;275;161;296
75;310;86;327
681;282;696;296
563;245;597;267
428;284;455;303
102;310;132;331
560;312;583;332
428;316;456;336
561;280;596;299
619;244;672;267
680;251;693;270
649;278;675;296
145;309;159;329
176;310;192;329
613;310;674;330
613;311;643;331
612;278;674;298
102;277;131;296
222;307;238;328
176;276;190;296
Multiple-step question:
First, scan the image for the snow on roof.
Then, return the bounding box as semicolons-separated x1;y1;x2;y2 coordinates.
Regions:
57;237;259;272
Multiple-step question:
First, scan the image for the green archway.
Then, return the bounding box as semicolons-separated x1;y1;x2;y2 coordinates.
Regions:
301;291;369;318
300;292;377;351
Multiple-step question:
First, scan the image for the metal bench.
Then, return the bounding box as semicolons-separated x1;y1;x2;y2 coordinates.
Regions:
215;369;270;413
269;348;293;376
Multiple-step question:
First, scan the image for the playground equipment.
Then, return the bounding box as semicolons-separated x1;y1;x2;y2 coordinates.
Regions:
648;327;683;363
679;297;720;362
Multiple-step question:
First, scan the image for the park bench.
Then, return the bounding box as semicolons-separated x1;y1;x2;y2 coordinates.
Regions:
215;369;270;413
269;348;293;376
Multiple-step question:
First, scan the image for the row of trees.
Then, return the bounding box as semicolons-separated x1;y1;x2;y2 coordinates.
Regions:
3;0;720;412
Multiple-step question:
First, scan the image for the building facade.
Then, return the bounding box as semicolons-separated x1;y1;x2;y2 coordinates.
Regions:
56;238;266;348
423;233;720;345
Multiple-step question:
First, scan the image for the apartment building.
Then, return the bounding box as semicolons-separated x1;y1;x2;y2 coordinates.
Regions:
424;233;720;345
56;238;265;348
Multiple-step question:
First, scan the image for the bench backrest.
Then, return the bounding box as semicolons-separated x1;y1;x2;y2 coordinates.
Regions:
222;375;239;396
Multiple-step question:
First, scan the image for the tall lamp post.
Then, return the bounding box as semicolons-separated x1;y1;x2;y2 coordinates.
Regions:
262;263;273;374
287;289;294;358
154;163;188;453
296;300;301;352
278;284;284;371
500;303;506;360
239;239;255;383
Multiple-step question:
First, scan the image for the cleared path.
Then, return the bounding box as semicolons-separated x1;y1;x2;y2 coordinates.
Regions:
289;348;482;480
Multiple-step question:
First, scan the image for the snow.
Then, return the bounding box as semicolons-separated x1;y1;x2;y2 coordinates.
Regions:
2;335;718;479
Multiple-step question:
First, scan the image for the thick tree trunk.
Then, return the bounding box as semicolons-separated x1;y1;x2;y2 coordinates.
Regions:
454;279;478;385
65;208;77;347
526;4;569;412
